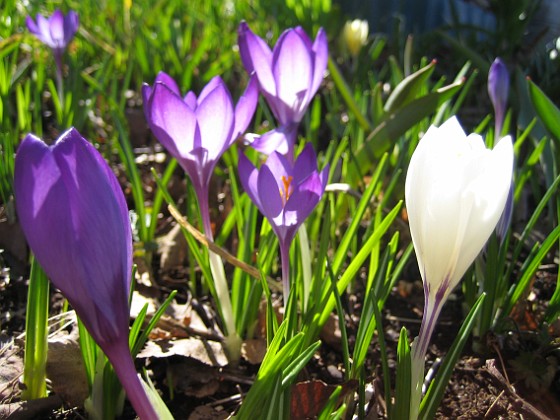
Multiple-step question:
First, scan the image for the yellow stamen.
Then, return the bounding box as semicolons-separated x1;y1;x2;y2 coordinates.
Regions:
279;175;293;204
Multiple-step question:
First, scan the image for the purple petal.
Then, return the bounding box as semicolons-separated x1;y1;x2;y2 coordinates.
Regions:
284;172;323;223
15;129;131;344
63;11;79;45
245;124;297;155
184;91;197;110
293;26;313;50
237;22;275;96
264;150;291;180
187;146;213;197
154;71;181;95
488;58;509;133
36;15;54;46
310;28;328;100
238;153;261;208
195;80;234;160
197;75;224;105
145;82;197;160
257;164;283;220
48;10;65;47
141;83;153;106
293;143;318;184
232;75;259;143
272;30;313;120
26;16;40;37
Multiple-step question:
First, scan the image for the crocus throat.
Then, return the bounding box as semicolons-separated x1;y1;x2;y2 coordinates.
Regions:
279;175;293;205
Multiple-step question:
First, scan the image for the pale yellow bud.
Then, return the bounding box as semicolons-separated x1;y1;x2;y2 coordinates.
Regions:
343;19;369;57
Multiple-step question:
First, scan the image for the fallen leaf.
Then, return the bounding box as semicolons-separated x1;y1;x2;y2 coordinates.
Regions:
241;338;267;365
46;330;89;407
290;379;358;419
0;342;23;400
157;223;189;270
137;338;228;367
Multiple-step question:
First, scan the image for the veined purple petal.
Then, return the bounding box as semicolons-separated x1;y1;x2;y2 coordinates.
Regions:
488;58;509;134
187;146;212;197
184;91;197;110
238;153;261;209
257;164;283;220
284;175;322;222
310;28;328;100
144;82;197;159
238;22;275;96
293;143;318;184
263;150;291;180
36;15;53;45
49;10;65;47
197;75;224;104
232;75;258;143
244;125;297;155
63;11;79;45
195;80;234;160
293;26;313;50
272;30;313;120
25;16;40;37
154;71;181;95
15;129;131;344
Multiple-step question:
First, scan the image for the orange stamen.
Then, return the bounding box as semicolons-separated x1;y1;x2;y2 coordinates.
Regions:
279;175;293;204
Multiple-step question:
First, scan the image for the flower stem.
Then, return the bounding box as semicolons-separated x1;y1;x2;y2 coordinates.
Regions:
109;344;158;420
199;194;241;363
409;292;445;420
54;52;65;115
279;239;291;310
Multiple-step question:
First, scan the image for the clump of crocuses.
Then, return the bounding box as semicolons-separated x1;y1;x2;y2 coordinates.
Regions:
26;10;79;78
239;143;328;305
238;22;328;158
15;129;158;419
405;116;514;419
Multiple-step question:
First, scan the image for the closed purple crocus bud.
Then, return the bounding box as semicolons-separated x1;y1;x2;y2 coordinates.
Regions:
488;58;509;136
488;58;513;241
14;129;157;419
238;22;328;158
143;73;258;239
238;143;328;302
26;9;79;72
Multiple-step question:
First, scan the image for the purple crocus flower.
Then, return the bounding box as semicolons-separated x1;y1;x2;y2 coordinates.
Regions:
238;143;328;303
26;10;79;74
14;129;157;420
488;57;509;137
488;58;513;241
238;22;328;158
143;72;258;239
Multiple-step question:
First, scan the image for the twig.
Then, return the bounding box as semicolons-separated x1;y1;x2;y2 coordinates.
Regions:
167;204;282;292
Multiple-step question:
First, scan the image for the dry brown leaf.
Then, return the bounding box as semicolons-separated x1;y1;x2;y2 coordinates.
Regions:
46;331;88;408
157;223;189;270
0;395;63;419
137;338;228;367
0;342;23;401
241;338;267;365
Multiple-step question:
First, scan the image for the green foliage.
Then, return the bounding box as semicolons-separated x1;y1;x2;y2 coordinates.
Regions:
4;0;560;418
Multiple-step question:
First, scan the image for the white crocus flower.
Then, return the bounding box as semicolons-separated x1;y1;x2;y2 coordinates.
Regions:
406;116;513;301
405;116;514;419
